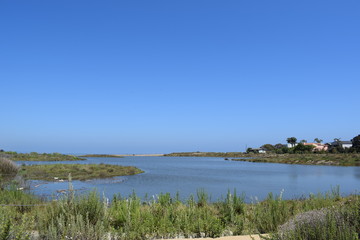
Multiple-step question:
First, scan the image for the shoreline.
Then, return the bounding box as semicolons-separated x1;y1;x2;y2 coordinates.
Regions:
114;153;165;157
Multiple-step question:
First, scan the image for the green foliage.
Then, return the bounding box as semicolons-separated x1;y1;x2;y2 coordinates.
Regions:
0;188;39;240
261;144;275;152
2;152;85;161
293;143;315;153
109;192;225;239
0;186;359;239
39;191;108;240
0;207;33;240
248;192;295;233
270;196;360;240
247;148;255;154
21;163;144;181
352;134;360;153
286;137;297;147
233;153;360;166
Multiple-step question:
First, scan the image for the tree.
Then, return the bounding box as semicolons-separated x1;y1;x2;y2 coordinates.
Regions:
293;143;314;153
274;143;284;149
287;137;297;147
351;134;360;152
246;148;254;154
261;144;275;152
300;139;307;143
314;138;323;144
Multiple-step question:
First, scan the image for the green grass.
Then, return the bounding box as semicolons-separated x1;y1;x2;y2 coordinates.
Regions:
1;151;85;161
0;186;359;240
231;153;360;166
20;163;144;181
79;154;124;158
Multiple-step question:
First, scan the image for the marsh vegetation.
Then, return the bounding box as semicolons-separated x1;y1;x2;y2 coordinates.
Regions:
231;153;360;166
20;163;144;181
0;184;359;240
1;151;85;161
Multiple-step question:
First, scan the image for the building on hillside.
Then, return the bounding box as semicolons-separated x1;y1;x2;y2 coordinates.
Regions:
331;141;353;149
252;148;267;154
303;143;328;152
287;143;298;148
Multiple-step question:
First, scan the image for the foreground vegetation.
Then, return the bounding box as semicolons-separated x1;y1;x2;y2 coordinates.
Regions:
20;164;144;181
1;151;85;161
80;154;124;158
231;153;360;166
0;185;359;240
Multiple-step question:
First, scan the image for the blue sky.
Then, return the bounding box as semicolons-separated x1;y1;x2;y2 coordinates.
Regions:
1;0;359;154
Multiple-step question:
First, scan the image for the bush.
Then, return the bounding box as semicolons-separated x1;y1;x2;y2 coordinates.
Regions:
272;196;360;240
38;190;108;239
0;157;19;176
273;209;358;240
0;206;34;240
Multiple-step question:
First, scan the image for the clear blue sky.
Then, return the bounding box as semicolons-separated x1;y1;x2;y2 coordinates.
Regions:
1;0;359;154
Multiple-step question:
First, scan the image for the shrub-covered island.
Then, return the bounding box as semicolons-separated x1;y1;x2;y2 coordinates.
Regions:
231;153;360;166
1;151;85;161
21;163;143;181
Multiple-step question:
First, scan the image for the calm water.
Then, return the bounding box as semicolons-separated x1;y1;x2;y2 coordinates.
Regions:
18;156;360;202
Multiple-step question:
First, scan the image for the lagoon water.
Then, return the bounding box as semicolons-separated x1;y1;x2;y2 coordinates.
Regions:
19;156;360;202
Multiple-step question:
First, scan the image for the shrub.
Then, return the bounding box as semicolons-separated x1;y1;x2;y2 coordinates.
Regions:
0;157;19;176
38;191;108;240
273;209;358;240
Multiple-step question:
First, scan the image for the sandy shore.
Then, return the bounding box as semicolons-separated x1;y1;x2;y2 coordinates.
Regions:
161;235;268;240
115;154;165;157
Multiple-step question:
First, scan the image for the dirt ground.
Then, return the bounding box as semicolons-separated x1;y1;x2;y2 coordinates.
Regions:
162;235;268;240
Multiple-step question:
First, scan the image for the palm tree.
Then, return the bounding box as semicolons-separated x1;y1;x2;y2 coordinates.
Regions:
287;137;297;147
314;138;323;144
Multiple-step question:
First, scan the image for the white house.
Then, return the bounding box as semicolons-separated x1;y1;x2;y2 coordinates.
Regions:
331;141;353;149
287;143;298;148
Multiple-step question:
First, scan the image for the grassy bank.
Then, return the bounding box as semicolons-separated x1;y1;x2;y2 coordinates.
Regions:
1;151;85;161
231;153;360;166
0;186;358;240
164;152;248;158
79;154;124;158
21;164;144;181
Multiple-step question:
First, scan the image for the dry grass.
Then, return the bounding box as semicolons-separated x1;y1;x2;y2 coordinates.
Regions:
0;156;19;175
